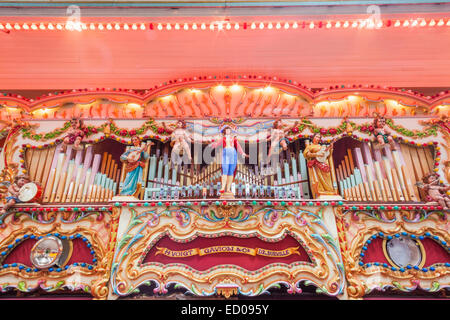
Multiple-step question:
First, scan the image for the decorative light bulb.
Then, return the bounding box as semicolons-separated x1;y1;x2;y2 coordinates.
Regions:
283;22;289;29
192;23;198;30
184;23;189;30
259;22;264;29
268;22;273;29
251;22;256;29
201;23;206;30
157;23;162;30
292;22;298;29
234;23;239;30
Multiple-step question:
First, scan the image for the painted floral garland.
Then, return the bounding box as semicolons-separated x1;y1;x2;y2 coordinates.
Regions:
19;119;171;142
16;117;440;143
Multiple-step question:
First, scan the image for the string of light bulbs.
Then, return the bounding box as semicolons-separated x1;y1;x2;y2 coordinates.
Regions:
0;18;449;32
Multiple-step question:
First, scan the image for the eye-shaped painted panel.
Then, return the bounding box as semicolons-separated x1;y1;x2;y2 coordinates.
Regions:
359;232;450;272
0;233;98;273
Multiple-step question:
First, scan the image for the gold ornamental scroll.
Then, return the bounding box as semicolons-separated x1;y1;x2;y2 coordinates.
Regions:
155;246;300;258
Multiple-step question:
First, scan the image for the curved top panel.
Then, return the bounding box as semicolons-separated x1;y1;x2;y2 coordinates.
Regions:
0;76;449;120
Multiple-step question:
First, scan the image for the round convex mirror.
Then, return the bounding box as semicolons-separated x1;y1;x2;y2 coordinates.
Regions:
384;235;423;268
30;236;63;269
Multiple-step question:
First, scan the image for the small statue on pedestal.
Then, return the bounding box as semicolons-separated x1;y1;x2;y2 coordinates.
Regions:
119;136;154;197
210;124;248;198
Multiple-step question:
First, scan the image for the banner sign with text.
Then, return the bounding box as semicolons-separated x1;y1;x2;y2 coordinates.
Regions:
155;246;300;258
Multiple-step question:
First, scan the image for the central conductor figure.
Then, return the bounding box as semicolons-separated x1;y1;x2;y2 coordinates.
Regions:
210;123;248;198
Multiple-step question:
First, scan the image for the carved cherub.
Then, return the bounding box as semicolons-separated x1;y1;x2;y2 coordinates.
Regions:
0;174;30;215
267;119;299;158
418;172;450;210
163;120;193;164
372;113;396;150
62;117;87;152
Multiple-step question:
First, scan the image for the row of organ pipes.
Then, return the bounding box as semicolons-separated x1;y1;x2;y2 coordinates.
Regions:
26;145;120;203
335;140;434;202
24;137;435;203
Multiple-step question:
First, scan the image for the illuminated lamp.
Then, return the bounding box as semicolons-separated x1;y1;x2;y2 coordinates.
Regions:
309;22;315;29
31;23;38;30
259;22;264;29
429;19;436;26
201;23;206;30
251;22;256;29
226;23;231;30
352;21;358;28
123;23;129;30
276;22;281;29
89;23;96;30
403;20;410;27
335;21;341;28
343;21;349;28
14;23;20;30
5;23;12;30
192;23;198;30
115;23;121;30
234;23;239;30
420;19;427;27
209;23;214;30
131;23;137;30
140;23;146;30
106;23;112;30
437;19;444;26
184;23;189;30
22;23;29;30
98;23;105;30
48;23;54;30
175;23;180;30
283;22;289;29
217;23;223;30
268;22;273;29
166;23;172;30
292;22;298;29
